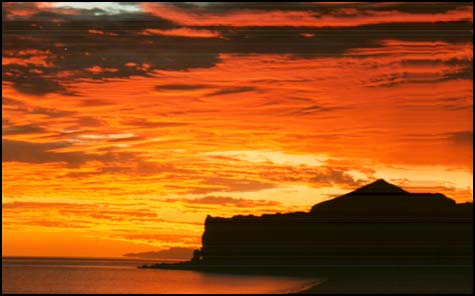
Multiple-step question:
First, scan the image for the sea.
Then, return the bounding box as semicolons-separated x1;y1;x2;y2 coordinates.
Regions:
2;257;320;294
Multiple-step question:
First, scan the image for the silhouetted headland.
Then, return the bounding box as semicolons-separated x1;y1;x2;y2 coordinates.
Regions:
141;179;473;293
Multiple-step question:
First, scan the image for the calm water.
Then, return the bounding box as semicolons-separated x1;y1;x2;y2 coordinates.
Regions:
2;257;320;294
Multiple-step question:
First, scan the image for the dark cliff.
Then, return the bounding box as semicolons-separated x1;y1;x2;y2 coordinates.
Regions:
200;179;473;266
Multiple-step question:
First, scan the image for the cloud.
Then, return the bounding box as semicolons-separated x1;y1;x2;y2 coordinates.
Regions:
286;104;345;116
52;2;142;16
2;200;179;235
448;131;473;147
207;86;255;97
3;124;46;136
2;140;81;165
308;168;365;187
85;66;119;74
2;2;144;21
1;139;135;167
2;10;217;94
160;2;473;16
140;28;221;38
256;164;366;188
2;74;71;96
118;233;200;246
187;177;277;194
79;133;136;140
3;3;472;95
166;195;282;208
442;64;473;81
2;201;92;210
62;161;180;178
75;116;104;127
30;106;76;118
121;118;189;128
155;84;210;91
142;2;472;27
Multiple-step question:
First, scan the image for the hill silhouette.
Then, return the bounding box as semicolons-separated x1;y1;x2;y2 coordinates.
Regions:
309;179;461;220
143;179;473;275
349;178;410;194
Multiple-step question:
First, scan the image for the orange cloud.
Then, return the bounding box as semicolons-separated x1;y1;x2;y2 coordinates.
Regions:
140;28;222;38
88;29;118;36
85;66;119;74
2;49;54;67
2;2;79;19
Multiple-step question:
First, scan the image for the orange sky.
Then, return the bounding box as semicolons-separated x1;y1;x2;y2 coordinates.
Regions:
2;2;473;258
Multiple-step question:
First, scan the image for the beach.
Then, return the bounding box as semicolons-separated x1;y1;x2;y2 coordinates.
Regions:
296;266;473;294
144;262;473;294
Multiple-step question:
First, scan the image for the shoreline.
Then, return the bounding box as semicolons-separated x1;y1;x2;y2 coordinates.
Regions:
289;279;327;294
141;262;473;294
292;271;474;294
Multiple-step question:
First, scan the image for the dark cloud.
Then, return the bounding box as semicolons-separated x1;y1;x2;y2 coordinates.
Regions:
3;124;46;136
394;57;474;83
2;2;472;95
2;96;76;119
2;140;78;165
442;66;473;81
207;86;255;97
76;116;104;127
2;97;24;106
121;118;189;128
444;58;473;81
308;169;364;187
78;99;115;107
286;104;347;116
2;139;136;167
364;55;473;87
161;2;473;16
188;176;276;194
166;195;282;208
63;160;181;178
364;2;473;14
259;165;366;188
448;131;473;147
3;71;72;96
217;22;472;58
2;10;217;94
156;84;210;91
30;106;76;118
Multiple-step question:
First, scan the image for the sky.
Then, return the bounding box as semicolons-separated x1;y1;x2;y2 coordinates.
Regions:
2;2;473;258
